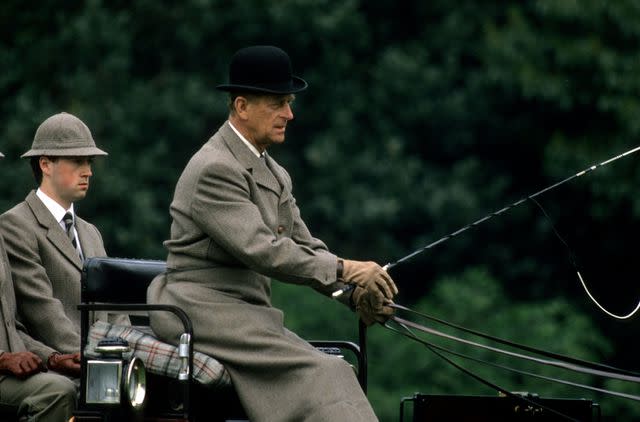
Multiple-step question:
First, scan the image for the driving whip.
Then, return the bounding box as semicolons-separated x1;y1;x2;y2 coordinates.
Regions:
333;145;640;298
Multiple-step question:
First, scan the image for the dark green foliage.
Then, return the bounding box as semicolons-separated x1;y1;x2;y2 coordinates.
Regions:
1;1;639;419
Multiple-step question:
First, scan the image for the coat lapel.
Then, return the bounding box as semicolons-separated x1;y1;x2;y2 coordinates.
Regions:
75;219;100;258
264;153;291;204
25;191;83;270
219;122;281;195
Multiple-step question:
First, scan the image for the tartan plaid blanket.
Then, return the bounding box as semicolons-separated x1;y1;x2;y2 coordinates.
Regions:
86;321;231;388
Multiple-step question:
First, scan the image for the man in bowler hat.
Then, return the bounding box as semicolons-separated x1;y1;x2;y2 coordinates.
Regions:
0;112;125;378
148;45;397;421
0;149;77;421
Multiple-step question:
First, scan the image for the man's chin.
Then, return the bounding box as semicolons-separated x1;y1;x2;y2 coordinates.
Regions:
72;191;88;201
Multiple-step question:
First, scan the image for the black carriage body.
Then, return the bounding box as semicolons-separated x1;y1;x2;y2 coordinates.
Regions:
401;393;600;422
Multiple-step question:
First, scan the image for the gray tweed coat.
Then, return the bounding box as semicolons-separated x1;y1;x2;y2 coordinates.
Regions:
0;233;62;377
148;121;376;421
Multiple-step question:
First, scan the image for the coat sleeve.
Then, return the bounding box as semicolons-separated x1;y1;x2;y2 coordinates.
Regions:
190;160;338;287
0;212;80;353
15;319;56;361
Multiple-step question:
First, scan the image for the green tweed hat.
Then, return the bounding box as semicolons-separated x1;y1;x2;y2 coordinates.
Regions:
21;112;108;158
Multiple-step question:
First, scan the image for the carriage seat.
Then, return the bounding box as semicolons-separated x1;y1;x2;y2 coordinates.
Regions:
80;257;366;388
85;320;231;387
80;257;233;386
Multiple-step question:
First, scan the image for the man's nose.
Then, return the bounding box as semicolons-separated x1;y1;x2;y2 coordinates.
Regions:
81;163;92;176
283;103;294;120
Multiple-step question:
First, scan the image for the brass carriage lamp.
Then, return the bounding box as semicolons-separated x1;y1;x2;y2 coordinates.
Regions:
85;337;147;410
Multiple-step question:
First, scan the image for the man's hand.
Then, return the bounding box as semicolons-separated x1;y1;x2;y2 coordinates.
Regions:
0;351;46;378
341;259;398;300
48;352;81;377
352;286;394;326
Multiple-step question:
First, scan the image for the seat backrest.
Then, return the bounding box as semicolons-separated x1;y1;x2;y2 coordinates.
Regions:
81;257;166;303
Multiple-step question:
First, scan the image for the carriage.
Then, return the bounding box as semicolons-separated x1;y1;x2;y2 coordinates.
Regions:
73;257;600;421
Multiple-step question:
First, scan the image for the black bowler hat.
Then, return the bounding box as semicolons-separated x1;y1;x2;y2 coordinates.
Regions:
217;45;308;94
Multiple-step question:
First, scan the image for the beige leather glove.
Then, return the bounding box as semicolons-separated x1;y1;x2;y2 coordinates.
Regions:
48;352;81;377
341;259;398;300
352;287;394;326
0;351;45;378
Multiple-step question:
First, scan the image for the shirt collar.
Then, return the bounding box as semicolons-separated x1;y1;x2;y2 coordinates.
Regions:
36;188;75;224
228;121;264;159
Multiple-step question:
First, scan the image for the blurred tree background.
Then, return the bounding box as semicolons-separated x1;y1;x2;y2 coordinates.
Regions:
1;0;640;420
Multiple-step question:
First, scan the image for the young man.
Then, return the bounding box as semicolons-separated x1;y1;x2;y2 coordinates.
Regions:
0;112;119;377
0;149;77;421
148;45;397;421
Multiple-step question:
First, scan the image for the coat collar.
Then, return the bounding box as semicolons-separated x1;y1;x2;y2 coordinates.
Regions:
219;121;282;194
25;190;83;269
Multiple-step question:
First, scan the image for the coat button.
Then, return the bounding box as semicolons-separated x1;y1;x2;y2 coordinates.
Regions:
277;225;284;234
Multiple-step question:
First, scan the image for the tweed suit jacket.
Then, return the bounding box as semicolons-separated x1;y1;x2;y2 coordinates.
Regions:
0;190;107;354
0;233;56;381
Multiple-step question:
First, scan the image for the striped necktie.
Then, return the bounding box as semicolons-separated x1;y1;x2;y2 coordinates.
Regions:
63;212;83;261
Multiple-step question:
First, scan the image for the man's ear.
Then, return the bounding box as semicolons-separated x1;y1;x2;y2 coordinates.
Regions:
234;96;250;120
39;156;52;175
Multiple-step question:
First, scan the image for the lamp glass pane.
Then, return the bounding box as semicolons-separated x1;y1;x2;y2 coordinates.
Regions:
86;360;122;404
